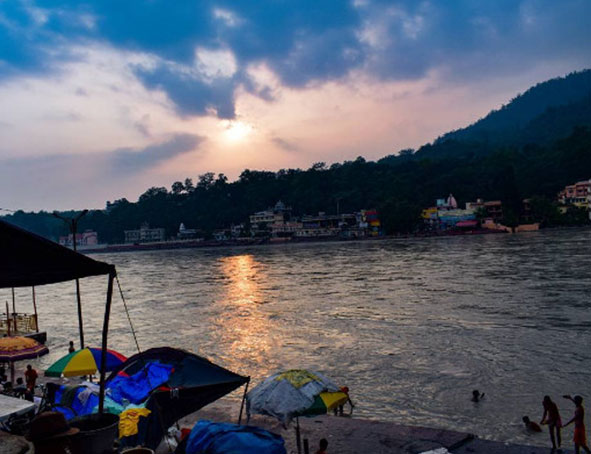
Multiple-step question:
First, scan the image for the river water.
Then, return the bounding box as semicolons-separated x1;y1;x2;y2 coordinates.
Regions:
4;228;591;446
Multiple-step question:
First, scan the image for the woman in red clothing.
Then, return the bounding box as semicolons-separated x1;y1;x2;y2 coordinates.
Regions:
563;395;591;454
540;395;562;450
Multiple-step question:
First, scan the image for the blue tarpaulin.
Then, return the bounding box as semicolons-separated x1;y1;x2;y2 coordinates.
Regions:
184;420;286;454
107;362;173;404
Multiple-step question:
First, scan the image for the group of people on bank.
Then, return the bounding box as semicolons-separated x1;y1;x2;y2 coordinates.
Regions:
0;364;38;401
522;395;590;453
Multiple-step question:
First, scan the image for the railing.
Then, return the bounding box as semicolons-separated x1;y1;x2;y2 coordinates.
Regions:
0;313;38;333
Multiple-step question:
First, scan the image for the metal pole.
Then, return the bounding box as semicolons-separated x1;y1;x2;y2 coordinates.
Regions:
74;278;84;349
11;288;16;333
6;301;11;337
296;416;302;454
71;219;85;350
53;210;87;350
32;287;39;332
98;270;115;414
238;378;250;424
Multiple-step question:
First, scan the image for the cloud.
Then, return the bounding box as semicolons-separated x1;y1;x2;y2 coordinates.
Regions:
109;133;203;173
136;62;238;118
0;133;204;210
272;137;300;153
1;0;590;118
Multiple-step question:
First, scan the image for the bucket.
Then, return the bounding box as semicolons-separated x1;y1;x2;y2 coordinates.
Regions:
122;449;155;454
69;413;119;454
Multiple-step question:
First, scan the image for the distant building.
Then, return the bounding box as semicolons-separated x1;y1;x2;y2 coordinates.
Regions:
422;194;477;231
124;223;166;243
178;223;199;240
557;179;591;220
59;230;98;247
271;221;303;238
436;194;458;209
213;229;230;241
250;201;292;236
361;209;381;236
558;180;591;209
294;211;379;238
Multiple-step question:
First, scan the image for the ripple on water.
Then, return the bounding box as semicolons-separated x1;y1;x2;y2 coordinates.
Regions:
3;229;590;447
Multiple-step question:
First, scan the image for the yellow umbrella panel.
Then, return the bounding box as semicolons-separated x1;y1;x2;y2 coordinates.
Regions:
45;349;101;377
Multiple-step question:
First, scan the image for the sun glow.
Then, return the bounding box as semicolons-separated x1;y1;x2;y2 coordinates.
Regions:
222;120;253;143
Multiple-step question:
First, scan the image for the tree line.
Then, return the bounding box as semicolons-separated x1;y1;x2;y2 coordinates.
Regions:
3;126;590;243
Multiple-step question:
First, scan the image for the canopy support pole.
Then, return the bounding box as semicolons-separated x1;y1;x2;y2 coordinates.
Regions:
98;269;116;414
75;278;85;349
6;301;11;337
11;288;16;333
32;287;39;332
296;416;302;454
238;377;250;424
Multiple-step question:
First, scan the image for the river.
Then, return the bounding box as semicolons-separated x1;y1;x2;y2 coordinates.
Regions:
4;228;591;446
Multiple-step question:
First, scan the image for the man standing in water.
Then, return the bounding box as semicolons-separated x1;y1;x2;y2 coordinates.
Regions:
540;395;562;450
563;395;591;454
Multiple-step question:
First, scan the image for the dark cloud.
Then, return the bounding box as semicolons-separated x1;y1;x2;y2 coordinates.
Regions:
109;133;203;172
133;115;152;138
272;137;300;153
1;0;590;115
136;64;238;119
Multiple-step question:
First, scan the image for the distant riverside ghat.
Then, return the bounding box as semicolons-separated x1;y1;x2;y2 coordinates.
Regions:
5;227;590;448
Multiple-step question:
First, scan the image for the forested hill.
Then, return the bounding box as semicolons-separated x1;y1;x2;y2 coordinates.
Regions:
2;71;591;241
437;70;591;146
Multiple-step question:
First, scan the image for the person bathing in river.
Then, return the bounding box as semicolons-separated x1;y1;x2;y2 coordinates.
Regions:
563;395;591;454
540;395;562;450
523;416;542;432
471;390;485;402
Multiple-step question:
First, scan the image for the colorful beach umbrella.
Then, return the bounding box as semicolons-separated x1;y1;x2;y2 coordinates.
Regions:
246;369;348;454
246;369;348;426
0;336;48;362
45;347;127;378
0;336;49;382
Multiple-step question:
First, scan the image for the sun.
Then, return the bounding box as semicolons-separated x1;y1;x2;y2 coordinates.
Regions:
222;121;253;143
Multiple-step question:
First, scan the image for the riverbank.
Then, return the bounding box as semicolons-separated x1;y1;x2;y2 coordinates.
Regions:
81;229;507;254
177;403;565;454
79;224;591;255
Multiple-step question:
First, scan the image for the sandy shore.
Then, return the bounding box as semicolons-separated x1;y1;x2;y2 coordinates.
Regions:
29;378;567;453
176;401;566;454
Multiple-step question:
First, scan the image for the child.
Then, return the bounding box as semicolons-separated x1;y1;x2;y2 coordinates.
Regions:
316;438;328;454
523;416;542;432
563;395;591;454
471;390;485;402
540;395;562;450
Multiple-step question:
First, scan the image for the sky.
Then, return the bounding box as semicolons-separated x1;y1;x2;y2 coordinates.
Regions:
0;0;590;211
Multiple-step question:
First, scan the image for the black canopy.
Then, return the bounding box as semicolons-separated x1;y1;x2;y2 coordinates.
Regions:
0;219;115;288
108;347;250;449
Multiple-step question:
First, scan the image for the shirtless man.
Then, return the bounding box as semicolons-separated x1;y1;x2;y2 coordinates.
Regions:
563;395;591;454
